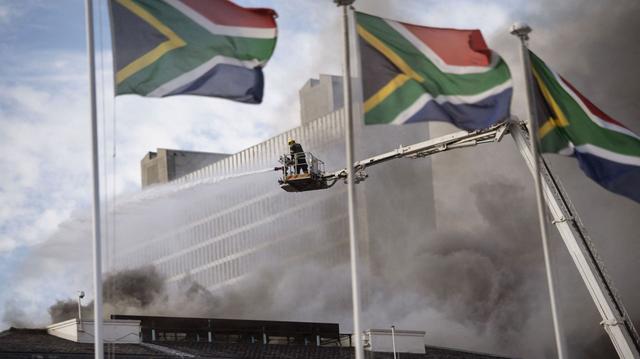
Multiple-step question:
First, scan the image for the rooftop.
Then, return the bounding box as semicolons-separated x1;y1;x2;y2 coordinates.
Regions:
161;341;513;359
0;315;515;359
0;327;173;358
0;327;514;359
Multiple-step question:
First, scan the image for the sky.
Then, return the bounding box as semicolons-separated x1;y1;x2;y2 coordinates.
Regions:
0;0;639;356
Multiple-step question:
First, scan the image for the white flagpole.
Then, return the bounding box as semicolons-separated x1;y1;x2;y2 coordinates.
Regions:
510;23;565;359
84;0;104;358
336;1;364;359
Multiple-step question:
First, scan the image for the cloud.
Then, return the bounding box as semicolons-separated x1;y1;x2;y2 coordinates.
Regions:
0;1;47;27
0;0;39;27
0;52;89;254
0;5;9;25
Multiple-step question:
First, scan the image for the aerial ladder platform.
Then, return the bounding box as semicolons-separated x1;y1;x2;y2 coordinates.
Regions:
274;120;640;358
275;121;509;192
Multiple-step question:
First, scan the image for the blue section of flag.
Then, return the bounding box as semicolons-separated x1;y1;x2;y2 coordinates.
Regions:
574;151;640;203
167;64;265;104
405;88;512;131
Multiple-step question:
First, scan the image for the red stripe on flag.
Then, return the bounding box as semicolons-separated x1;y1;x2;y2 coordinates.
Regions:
400;23;492;67
180;0;276;29
560;75;630;130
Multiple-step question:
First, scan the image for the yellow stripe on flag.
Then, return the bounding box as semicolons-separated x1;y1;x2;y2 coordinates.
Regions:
357;24;424;83
364;74;410;113
115;0;186;85
539;119;557;138
532;67;570;139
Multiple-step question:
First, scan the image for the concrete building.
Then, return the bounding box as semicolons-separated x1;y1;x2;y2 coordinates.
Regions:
141;148;230;188
0;316;514;358
115;74;435;295
299;74;344;125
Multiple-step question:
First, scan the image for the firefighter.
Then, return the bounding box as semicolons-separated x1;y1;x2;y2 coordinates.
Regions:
288;138;308;174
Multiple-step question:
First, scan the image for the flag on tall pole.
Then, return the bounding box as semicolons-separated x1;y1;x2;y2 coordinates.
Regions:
530;51;640;203
510;23;566;359
356;12;512;130
109;0;278;103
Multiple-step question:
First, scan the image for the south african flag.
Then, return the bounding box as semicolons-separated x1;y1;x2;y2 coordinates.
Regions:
109;0;277;103
531;51;640;203
356;12;512;131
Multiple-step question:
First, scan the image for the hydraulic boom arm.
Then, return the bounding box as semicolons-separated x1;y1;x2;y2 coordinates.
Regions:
323;121;510;183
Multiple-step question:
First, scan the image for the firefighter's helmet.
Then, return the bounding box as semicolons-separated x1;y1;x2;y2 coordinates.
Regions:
288;138;295;145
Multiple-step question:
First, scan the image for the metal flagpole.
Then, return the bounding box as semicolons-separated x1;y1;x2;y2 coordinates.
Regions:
335;1;364;359
84;0;104;358
510;23;565;359
391;325;398;359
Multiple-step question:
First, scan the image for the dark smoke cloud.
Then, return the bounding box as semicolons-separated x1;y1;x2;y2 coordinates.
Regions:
44;264;350;324
403;181;539;331
103;266;166;309
356;174;550;356
489;0;640;356
47;266;166;323
48;299;87;324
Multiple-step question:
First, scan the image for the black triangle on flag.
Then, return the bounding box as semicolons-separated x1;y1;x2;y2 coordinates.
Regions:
111;1;170;72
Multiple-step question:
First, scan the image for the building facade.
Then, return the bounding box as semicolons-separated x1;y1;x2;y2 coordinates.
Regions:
141;148;230;188
113;76;436;293
299;74;345;125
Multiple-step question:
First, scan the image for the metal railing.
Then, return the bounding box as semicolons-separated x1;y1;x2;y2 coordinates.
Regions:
279;152;325;177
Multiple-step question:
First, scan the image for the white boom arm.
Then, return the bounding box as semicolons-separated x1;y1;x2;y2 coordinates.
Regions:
510;122;640;358
324;121;510;183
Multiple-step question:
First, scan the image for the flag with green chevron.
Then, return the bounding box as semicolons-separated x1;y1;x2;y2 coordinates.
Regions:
531;51;640;203
109;0;277;103
356;12;512;131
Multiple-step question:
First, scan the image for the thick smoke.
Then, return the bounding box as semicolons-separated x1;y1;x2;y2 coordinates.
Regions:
49;299;86;324
44;264;348;324
103;266;166;310
27;149;637;359
47;266;166;323
489;0;640;356
40;169;548;356
40;171;550;357
46;266;211;322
